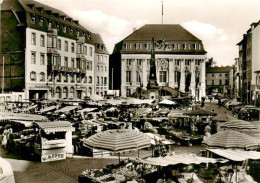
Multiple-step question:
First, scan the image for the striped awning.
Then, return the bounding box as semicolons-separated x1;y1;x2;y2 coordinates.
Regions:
221;120;257;130
55;106;79;113
34;121;74;133
83;129;151;152
207;148;260;161
138;154;219;167
202;130;259;150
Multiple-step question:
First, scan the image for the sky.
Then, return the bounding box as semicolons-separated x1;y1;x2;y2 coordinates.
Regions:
35;0;260;66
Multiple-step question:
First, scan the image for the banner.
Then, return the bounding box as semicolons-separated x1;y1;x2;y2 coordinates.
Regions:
41;153;66;162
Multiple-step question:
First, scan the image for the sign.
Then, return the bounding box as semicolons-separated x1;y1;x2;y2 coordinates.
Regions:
41;153;66;162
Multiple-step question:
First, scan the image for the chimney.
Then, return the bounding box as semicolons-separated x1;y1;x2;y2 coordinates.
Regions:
133;28;136;32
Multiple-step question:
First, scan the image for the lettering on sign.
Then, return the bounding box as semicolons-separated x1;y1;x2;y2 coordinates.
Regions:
41;153;66;162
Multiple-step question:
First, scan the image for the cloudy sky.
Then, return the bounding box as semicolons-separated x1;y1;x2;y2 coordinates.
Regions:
36;0;260;66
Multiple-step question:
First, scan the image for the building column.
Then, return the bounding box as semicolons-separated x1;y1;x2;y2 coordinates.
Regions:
180;59;185;92
169;59;174;88
200;59;206;100
190;59;196;97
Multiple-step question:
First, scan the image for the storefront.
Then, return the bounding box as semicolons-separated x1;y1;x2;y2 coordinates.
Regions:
33;121;74;162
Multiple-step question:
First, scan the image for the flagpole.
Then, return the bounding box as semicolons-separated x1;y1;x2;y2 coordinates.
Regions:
161;0;163;24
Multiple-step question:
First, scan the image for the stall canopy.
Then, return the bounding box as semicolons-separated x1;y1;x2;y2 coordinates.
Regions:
202;130;259;150
39;106;57;113
207;149;260;162
138;154;220;167
0;112;47;122
54;106;79;113
241;130;260;143
34;121;74;133
77;108;98;113
83;129;151;152
221;120;257;130
159;99;176;105
184;109;217;116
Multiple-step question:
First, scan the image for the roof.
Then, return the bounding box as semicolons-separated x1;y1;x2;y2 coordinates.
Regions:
34;121;74;132
91;33;110;55
124;24;201;41
206;66;233;73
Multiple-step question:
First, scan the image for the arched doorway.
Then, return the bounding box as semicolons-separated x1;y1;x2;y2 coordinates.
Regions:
55;87;62;98
63;87;68;98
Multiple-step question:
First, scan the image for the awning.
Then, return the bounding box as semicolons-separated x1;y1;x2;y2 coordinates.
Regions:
138;154;219;166
55;106;79;113
39;106;57;113
207;148;260;161
0;112;47;121
34;121;74;133
77;108;98;113
159;99;176;105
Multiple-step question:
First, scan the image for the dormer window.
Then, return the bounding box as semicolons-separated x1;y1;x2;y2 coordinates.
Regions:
145;43;151;50
83;31;86;36
125;43;131;49
173;43;180;50
48;20;52;28
70;27;74;35
135;43;142;49
184;43;190;50
39;17;44;26
195;44;200;50
56;23;59;29
88;33;91;40
31;15;35;24
76;30;80;37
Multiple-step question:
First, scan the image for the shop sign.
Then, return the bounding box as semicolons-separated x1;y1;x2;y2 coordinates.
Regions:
41;153;66;162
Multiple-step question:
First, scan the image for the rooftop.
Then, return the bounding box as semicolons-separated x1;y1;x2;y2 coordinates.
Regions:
206;66;233;73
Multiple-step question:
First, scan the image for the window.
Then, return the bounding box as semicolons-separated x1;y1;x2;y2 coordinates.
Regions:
101;77;103;86
146;43;151;50
104;56;107;61
97;66;99;71
225;73;228;77
48;21;52;28
104;77;107;85
126;71;131;83
159;71;166;83
71;75;75;83
30;71;36;81
84;46;87;54
31;52;36;64
77;44;81;53
185;59;191;66
40;35;45;47
84;76;87;83
212;80;214;85
31;32;36;45
88;76;92;83
64;74;68;82
97;76;99;86
39;17;44;26
97;55;100;61
40;53;45;65
89;47;93;56
63;87;68;97
87;61;92;71
57;39;61;50
135;43;142;49
70;87;74;93
64;57;68;67
100;55;103;61
195;44;200;50
83;61;86;70
219;74;222;77
64;41;68;52
173;43;180;50
125;43;131;49
77;76;81;83
126;59;131;65
195;59;201;66
175;59;180;66
174;71;179;83
70;27;73;35
71;43;75;53
88;87;92;95
31;15;35;24
63;25;67;33
76;30;79;37
219;80;222;85
136;71;141;83
57;74;61;82
137;59;142;65
184;43;190;50
101;66;103;71
40;72;45;81
71;58;75;68
105;66;107;71
212;74;214;77
126;89;131;97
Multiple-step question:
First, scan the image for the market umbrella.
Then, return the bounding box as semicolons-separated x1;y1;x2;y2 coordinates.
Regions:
221;120;257;130
159;99;176;105
184;109;217;116
202;130;259;150
83;129;151;152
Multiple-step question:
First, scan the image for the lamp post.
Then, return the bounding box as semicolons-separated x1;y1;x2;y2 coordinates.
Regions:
2;56;4;94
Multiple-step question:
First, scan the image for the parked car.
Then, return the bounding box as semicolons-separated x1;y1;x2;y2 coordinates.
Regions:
225;101;243;110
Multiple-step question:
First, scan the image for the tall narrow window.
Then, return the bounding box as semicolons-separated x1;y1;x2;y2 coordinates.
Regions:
89;47;93;56
64;41;68;52
195;59;201;66
30;71;36;81
40;72;45;81
31;52;36;64
39;17;44;26
184;43;190;50
174;71;179;83
31;32;36;45
57;39;61;50
71;58;75;68
175;59;180;66
136;72;141;83
71;42;75;53
40;35;45;47
31;15;35;24
195;44;200;50
185;59;191;66
84;46;87;54
126;59;131;65
126;89;131;97
40;53;45;65
97;76;99;86
125;43;131;49
104;77;107;85
137;59;142;65
159;71;166;83
126;71;131;83
64;57;68;67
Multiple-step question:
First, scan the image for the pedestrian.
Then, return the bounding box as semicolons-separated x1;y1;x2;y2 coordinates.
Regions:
218;99;221;108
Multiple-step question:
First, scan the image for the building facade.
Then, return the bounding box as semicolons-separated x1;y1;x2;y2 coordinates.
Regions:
237;20;260;104
110;24;207;100
92;33;109;97
0;0;108;100
206;67;233;98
